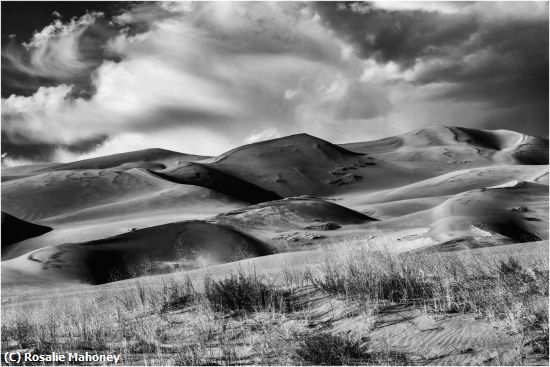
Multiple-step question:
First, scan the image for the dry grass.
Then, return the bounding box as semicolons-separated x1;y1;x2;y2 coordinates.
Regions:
294;331;409;366
306;246;548;313
304;243;549;364
204;269;296;315
2;240;548;365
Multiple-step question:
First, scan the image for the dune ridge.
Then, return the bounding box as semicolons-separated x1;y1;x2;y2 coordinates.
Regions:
2;126;547;285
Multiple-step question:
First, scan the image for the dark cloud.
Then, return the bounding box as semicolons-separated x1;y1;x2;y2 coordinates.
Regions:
314;2;478;67
314;2;549;136
481;103;549;137
412;17;548;102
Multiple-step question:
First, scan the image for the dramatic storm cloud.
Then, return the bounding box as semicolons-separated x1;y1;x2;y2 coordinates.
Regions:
1;1;548;165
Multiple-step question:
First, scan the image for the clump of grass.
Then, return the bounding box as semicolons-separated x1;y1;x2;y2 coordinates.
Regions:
1;317;35;349
498;257;548;296
160;276;198;313
204;270;294;314
174;344;209;366
523;307;549;358
295;331;409;365
307;250;446;306
295;332;367;365
128;338;158;353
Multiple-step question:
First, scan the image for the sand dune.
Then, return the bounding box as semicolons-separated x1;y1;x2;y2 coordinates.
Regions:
214;196;375;229
375;181;548;243
3;221;273;284
1;167;246;260
2;196;377;280
1;163;58;182
512;136;549;164
339;165;548;207
40;148;210;172
1;126;547;285
341;126;548;166
208;128;547;200
353;196;451;219
210;196;377;248
210;133;412;197
2;167;243;224
1;148;209;182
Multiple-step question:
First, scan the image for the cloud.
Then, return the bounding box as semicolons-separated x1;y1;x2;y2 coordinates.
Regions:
1;154;37;168
244;128;281;144
2;11;116;96
7;12;100;78
314;1;549;136
371;2;475;14
2;2;396;162
1;2;548;165
53;127;231;163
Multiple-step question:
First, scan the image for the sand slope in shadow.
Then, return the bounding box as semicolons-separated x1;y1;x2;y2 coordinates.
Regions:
4;221;272;284
1;212;52;248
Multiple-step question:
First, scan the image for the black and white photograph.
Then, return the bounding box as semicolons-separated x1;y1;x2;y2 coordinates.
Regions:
1;1;549;365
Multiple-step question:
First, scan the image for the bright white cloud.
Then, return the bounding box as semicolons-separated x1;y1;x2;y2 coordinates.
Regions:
244;128;281;144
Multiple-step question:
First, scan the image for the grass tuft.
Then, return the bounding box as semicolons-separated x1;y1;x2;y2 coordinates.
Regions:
295;331;409;365
204;270;294;315
160;276;198;313
295;332;367;365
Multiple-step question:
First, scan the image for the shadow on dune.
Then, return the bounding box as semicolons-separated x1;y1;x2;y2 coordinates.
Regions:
151;163;281;204
1;212;52;248
481;219;542;243
513;138;549;165
26;221;274;284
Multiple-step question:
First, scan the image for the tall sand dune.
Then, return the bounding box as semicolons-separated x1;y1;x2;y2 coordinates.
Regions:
210;133;410;197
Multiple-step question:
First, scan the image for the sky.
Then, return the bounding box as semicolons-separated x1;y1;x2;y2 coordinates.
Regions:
1;1;548;166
